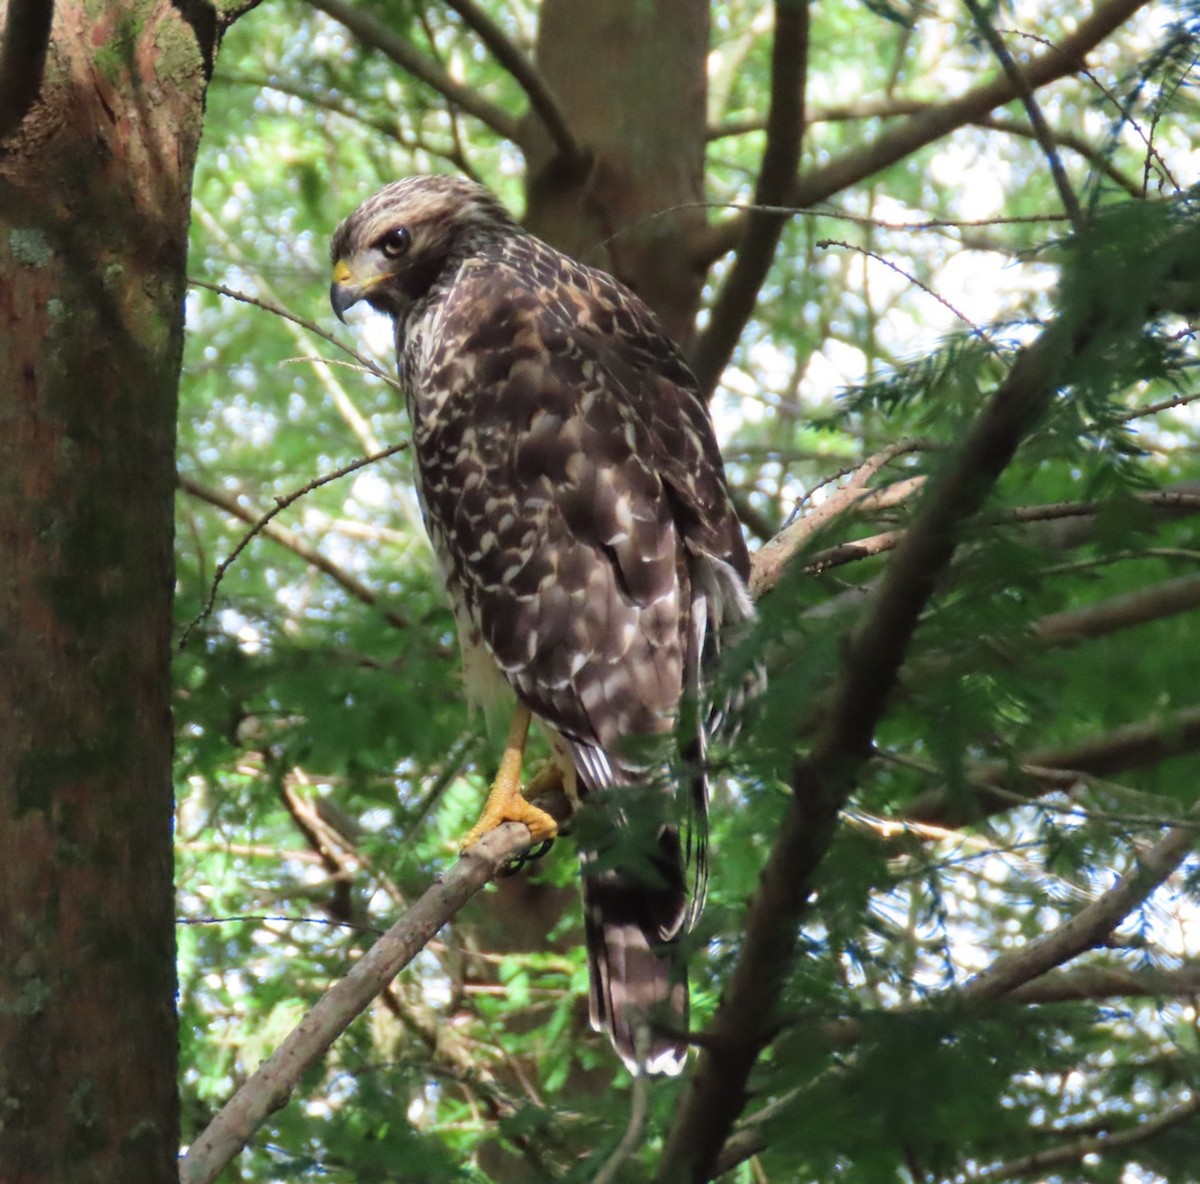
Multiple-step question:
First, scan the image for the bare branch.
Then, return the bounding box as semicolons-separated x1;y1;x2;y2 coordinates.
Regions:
179;822;543;1184
906;702;1200;828
961;819;1198;1004
1035;572;1200;646
439;0;583;168
968;1094;1200;1182
689;0;808;395
750;439;929;597
0;0;53;143
308;0;525;148
805;489;1200;575
1006;960;1200;1003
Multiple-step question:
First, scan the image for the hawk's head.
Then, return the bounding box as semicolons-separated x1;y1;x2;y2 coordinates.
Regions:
329;175;522;321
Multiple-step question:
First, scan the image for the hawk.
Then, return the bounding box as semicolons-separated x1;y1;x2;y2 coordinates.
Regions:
330;175;752;1074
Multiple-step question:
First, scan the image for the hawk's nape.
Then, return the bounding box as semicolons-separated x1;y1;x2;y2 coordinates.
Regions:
329;174;753;1075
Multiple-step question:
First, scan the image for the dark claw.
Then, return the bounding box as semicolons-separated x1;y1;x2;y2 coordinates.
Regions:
497;837;555;876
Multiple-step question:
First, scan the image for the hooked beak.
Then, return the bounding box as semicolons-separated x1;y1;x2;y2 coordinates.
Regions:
330;259;365;322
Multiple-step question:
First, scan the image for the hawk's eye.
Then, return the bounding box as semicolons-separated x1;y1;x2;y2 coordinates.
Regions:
377;227;412;259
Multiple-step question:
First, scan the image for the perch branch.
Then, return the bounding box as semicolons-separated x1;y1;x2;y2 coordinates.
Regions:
180;822;541;1184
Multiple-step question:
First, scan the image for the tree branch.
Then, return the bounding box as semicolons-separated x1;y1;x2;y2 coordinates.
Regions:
179;821;541;1184
969;1094;1200;1182
957;817;1197;1004
656;197;1199;1184
0;0;53;143
1005;960;1200;1003
658;231;1076;1184
749;439;928;598
1034;571;1200;646
906;702;1200;829
308;0;525;148
213;0;267;28
688;0;808;396
962;0;1083;234
438;0;583;169
694;0;1148;270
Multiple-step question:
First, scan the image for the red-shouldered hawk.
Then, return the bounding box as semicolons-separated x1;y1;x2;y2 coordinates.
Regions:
330;175;752;1075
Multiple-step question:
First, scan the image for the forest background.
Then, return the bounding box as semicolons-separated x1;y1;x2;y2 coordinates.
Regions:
3;0;1200;1182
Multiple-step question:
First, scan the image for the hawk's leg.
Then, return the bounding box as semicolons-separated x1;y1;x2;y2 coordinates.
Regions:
461;704;559;850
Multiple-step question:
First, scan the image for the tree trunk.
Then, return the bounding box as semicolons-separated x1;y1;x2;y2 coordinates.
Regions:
0;3;213;1180
523;0;710;345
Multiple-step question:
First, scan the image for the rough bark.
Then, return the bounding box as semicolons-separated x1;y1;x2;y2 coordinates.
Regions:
0;2;214;1180
523;0;710;345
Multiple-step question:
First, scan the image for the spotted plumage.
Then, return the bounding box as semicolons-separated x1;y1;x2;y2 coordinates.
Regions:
330;175;752;1074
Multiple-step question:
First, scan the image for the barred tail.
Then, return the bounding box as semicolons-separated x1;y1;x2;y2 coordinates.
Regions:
582;827;689;1076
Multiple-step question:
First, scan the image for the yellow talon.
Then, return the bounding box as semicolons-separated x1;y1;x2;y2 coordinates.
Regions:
461;705;559;850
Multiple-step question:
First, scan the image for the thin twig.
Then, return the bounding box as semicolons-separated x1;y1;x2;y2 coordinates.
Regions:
816;238;983;332
190;203;388;452
591;1071;650;1184
189;277;389;378
997;26;1182;196
178;473;412;630
213;71;479;177
178;442;409;650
